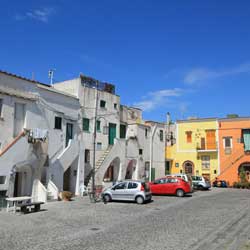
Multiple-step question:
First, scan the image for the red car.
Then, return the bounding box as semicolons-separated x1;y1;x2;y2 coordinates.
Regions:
149;177;191;197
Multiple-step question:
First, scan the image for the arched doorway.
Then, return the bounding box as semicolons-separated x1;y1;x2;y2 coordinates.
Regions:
125;160;137;179
183;161;194;175
14;165;32;197
238;162;250;182
103;157;120;183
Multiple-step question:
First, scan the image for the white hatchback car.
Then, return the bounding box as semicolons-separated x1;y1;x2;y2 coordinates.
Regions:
102;180;152;204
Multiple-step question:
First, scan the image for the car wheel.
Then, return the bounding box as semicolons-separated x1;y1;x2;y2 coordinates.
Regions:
176;189;184;197
135;196;144;204
104;194;111;202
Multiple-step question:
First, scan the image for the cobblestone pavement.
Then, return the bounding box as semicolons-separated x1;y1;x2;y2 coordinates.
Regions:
0;188;249;250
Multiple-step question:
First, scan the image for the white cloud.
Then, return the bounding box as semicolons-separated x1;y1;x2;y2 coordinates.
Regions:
184;63;250;85
133;88;183;112
15;7;54;23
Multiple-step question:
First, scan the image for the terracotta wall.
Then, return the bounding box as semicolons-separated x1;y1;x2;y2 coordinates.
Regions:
218;119;250;185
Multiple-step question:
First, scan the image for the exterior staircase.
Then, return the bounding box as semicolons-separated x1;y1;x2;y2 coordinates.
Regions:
217;148;246;179
85;145;113;189
50;139;79;192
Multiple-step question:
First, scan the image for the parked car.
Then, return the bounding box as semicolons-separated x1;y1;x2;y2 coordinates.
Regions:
191;175;211;190
166;173;193;191
149;177;192;197
102;180;152;204
213;180;228;188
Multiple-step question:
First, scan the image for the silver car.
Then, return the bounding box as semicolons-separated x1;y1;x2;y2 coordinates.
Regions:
102;180;152;204
191;175;211;190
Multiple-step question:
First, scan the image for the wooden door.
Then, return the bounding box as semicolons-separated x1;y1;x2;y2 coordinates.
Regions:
206;130;216;150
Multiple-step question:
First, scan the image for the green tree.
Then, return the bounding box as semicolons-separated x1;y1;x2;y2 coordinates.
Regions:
239;167;247;183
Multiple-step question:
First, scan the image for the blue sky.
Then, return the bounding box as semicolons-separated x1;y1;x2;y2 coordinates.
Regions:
1;0;250;122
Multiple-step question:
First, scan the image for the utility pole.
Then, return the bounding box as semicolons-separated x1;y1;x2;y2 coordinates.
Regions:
91;80;99;201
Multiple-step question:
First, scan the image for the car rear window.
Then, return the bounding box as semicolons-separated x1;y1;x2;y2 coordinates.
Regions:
128;182;138;189
192;176;202;181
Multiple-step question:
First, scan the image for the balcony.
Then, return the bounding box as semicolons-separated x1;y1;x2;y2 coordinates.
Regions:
196;142;218;152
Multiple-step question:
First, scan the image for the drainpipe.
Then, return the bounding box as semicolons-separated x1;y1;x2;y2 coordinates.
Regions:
149;124;157;181
91;81;99;200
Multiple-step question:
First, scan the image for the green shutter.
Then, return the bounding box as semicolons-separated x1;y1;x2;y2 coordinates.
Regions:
120;124;126;139
109;123;116;145
243;129;250;151
82;118;89;131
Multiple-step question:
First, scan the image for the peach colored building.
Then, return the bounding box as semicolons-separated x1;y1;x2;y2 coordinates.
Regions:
218;117;250;185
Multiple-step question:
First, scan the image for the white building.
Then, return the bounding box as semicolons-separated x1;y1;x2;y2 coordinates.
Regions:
0;70;166;204
0;71;83;202
55;75;166;188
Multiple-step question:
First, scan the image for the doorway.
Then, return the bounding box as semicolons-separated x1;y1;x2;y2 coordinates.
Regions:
13;170;32;197
63;167;71;191
183;161;194;175
14;103;26;137
109;123;116;145
66;123;73;147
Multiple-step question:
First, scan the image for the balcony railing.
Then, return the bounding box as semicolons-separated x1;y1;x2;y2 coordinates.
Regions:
196;142;218;152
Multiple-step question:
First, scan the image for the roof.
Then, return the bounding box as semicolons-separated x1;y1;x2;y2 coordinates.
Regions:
177;117;217;123
120;104;142;111
218;117;250;122
0;70;79;99
0;70;49;87
145;120;165;126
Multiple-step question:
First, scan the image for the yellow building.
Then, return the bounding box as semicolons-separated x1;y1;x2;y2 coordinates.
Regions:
165;118;219;181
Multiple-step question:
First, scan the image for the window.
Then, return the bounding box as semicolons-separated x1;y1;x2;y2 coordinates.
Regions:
192;176;202;181
0;176;6;184
100;100;106;108
139;149;143;155
97;120;101;132
214;170;217;174
97;142;102;150
114;182;127;190
223;137;232;148
159;130;164;141
82;118;90;131
0;99;2;117
186;131;192;143
85;149;90;163
154;178;165;184
54;116;62;130
243;129;250;151
73;170;77;176
145;128;148;138
167;178;178;183
201;155;210;169
114;103;117;109
128;182;138;189
120;124;126;139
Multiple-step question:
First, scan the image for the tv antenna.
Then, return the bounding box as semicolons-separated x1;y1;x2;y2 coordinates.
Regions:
48;69;56;86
